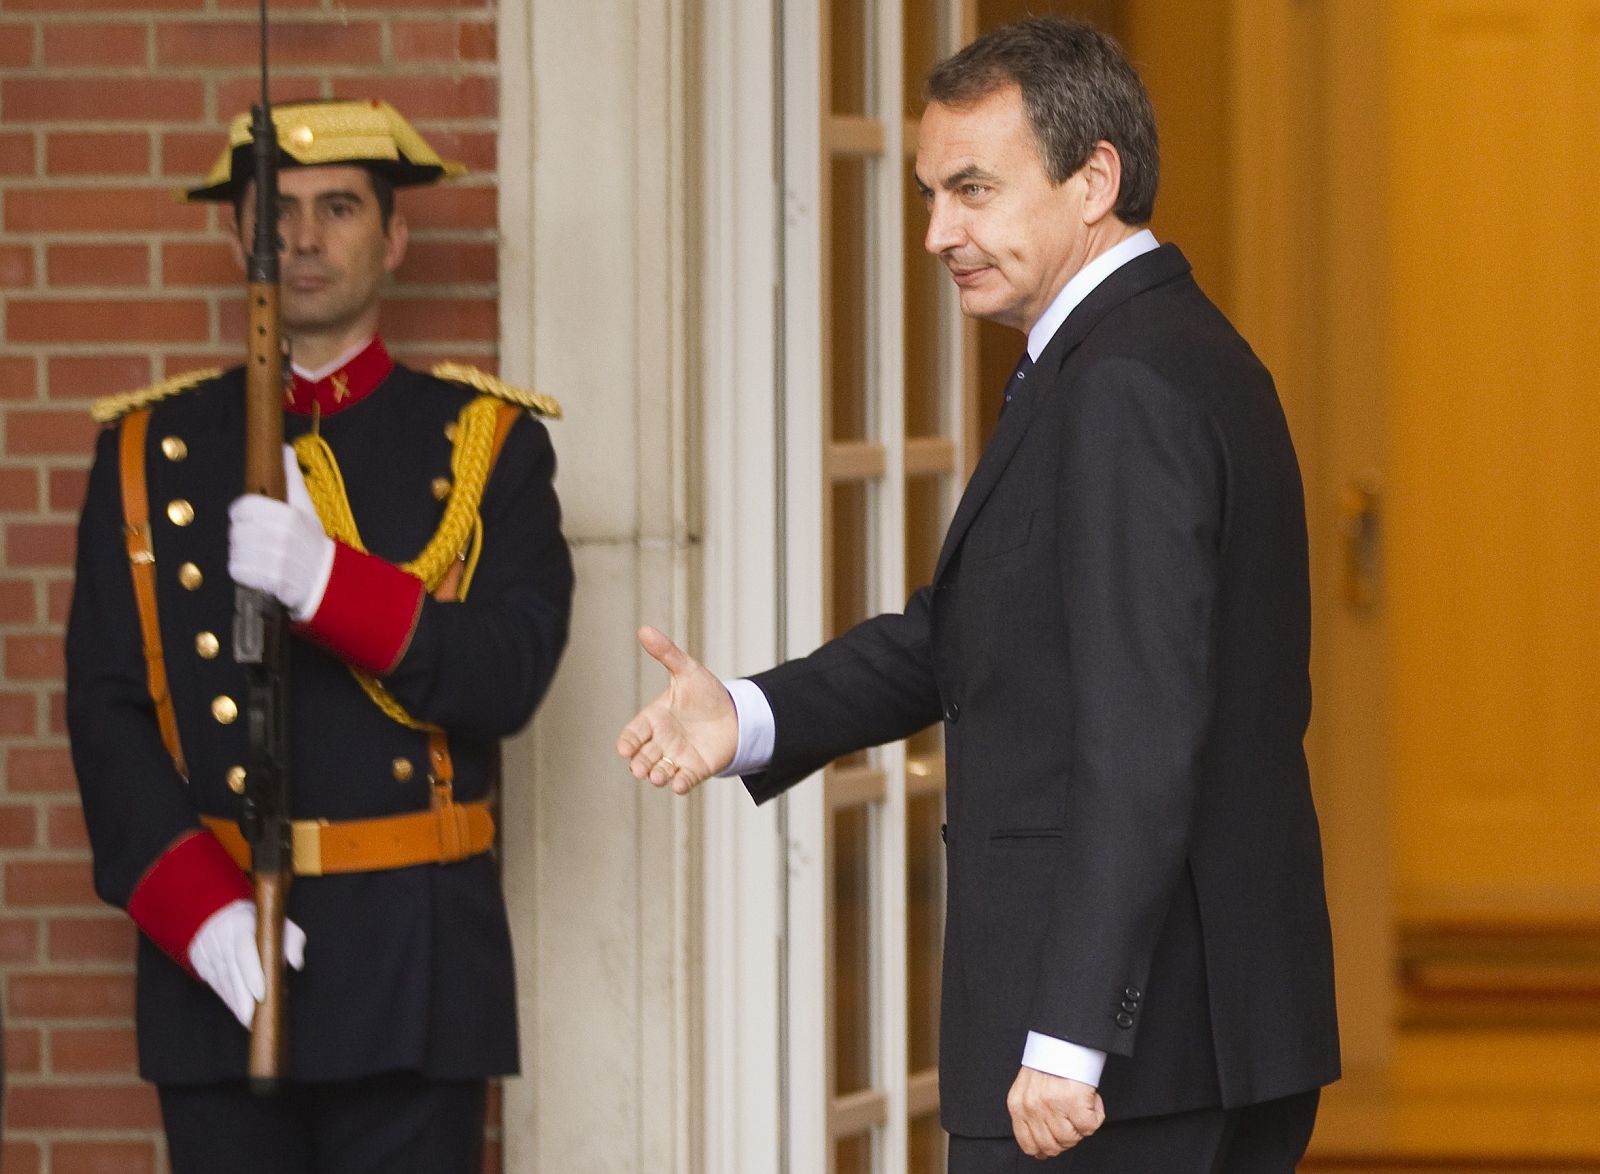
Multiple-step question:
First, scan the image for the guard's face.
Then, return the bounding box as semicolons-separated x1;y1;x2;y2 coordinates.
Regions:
915;85;1088;334
235;165;407;344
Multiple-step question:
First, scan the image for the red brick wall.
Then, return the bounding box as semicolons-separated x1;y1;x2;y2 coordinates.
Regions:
1;4;500;1171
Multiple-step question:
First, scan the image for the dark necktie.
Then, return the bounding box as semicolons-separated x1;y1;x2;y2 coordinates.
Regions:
1000;352;1034;417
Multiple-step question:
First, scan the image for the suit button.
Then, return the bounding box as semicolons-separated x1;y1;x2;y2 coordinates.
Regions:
166;499;195;527
195;631;220;659
160;435;188;462
211;695;238;725
1124;986;1142;1002
1116;1012;1134;1029
178;562;203;591
1122;999;1139;1013
227;765;247;794
431;476;452;501
392;757;415;783
943;700;961;722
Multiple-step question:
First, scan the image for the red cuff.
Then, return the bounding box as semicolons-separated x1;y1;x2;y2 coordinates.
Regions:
127;830;253;976
295;540;425;674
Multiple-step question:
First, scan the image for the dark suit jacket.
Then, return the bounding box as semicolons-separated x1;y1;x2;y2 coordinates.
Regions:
67;363;573;1085
746;245;1339;1136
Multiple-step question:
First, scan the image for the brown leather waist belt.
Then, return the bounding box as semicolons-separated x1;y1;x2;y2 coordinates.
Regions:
202;801;495;877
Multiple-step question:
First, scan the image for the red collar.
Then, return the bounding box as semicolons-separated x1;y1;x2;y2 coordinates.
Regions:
285;337;394;417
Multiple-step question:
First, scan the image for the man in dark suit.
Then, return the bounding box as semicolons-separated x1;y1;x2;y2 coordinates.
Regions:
618;17;1338;1171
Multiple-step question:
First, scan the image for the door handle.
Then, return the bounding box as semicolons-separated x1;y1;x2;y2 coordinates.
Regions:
1339;476;1382;612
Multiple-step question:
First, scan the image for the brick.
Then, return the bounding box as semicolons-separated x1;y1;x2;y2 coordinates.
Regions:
4;1025;42;1073
214;76;325;122
161;130;227;180
0;129;35;176
333;75;497;119
50;1027;139;1077
50;468;91;513
0;690;36;734
43;23;148;68
158;20;382;68
47;802;89;849
0;466;40;510
6;0;198;8
8;298;209;345
0;917;40;962
0;805;37;849
0;968;97;1021
5;1082;159;1130
6;859;98;907
4;635;64;683
0;1141;41;1174
215;0;324;8
51;917;135;965
6;409;100;457
46;132;152;177
8;521;77;568
48;686;67;733
396;241;496;286
393;20;496;64
0;26;32;68
5;743;75;790
161;351;235;376
2;78;204;123
0;579;37;622
383;297;498;343
0;355;38;399
0;242;35;287
163;240;238;287
416;129;494;173
53;1141;158;1174
48;354;151;398
342;0;491;9
5;187;206;233
397;183;497;231
47;244;150;288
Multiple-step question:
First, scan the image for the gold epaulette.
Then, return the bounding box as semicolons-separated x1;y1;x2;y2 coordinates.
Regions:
90;368;224;424
431;362;562;420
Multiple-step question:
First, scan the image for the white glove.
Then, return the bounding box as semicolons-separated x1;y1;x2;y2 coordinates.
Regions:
229;445;335;621
187;898;308;1028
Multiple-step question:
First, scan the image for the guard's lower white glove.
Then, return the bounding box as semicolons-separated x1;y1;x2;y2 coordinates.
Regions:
187;898;307;1028
229;444;335;621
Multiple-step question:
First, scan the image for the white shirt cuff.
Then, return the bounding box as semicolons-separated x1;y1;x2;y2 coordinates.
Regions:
1021;1032;1107;1087
719;678;775;777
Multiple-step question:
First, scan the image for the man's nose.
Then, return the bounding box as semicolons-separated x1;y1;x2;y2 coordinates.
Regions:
281;216;320;254
924;197;961;255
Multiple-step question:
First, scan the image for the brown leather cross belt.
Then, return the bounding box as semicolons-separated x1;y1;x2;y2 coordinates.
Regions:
202;801;495;878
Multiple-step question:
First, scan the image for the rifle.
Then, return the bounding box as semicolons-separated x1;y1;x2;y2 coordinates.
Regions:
233;0;293;1095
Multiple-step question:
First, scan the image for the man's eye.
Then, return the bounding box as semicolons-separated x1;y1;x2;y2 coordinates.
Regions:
963;184;986;198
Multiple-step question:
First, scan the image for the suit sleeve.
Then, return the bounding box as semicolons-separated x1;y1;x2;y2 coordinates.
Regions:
370;412;574;738
66;423;249;972
743;586;944;802
1032;356;1224;1056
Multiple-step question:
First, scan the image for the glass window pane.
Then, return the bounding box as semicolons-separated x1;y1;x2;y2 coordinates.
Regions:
903;173;944;438
909;1113;947;1173
833;804;875;1096
831;156;874;442
837;1131;875;1174
829;0;873;116
907;790;945;1073
902;0;944;120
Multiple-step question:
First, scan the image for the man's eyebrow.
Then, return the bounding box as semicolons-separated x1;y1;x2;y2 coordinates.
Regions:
312;189;366;204
939;164;997;190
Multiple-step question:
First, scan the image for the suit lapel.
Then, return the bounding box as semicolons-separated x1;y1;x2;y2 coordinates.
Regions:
933;244;1192;582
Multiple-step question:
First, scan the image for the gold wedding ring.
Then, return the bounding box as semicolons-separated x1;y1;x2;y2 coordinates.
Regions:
658;755;678;776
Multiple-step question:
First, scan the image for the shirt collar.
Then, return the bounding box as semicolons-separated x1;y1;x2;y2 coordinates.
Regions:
1026;228;1159;362
285;335;394;417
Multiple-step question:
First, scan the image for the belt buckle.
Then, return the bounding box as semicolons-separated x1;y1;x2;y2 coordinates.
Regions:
291;820;327;877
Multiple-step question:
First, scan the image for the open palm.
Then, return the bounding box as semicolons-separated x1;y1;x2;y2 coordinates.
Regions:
616;626;739;794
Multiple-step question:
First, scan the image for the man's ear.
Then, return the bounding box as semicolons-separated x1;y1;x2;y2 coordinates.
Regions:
383;211;409;275
226;206;249;273
1080;140;1123;225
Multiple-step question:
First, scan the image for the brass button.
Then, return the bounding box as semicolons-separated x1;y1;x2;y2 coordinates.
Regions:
178;562;203;591
195;631;220;659
227;765;247;794
160;436;188;462
290;124;315;149
431;476;452;501
167;499;195;527
443;422;458;442
392;757;415;783
211;695;238;725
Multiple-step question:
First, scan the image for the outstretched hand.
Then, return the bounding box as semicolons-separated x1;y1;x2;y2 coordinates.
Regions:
616;626;739;795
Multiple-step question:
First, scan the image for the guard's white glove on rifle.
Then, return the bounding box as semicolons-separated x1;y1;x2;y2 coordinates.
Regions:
187;898;307;1028
229;444;335;621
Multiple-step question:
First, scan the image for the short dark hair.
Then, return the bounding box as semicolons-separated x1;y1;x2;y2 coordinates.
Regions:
233;165;397;234
924;16;1159;224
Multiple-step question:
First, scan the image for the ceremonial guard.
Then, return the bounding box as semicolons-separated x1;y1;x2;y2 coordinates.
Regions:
66;100;573;1172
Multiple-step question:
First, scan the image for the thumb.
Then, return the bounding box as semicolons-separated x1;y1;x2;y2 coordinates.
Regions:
284;918;308;971
638;626;694;678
